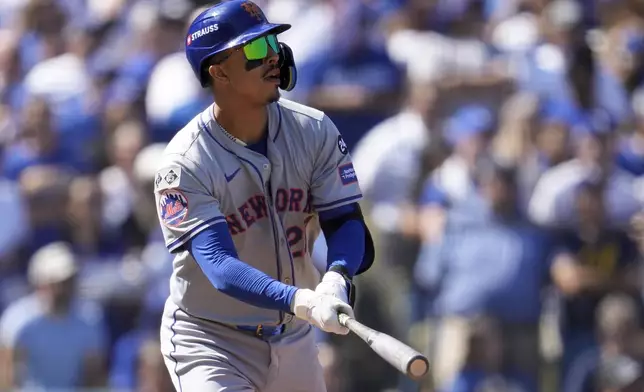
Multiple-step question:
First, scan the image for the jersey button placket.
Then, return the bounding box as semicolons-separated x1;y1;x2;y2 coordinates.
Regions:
283;275;293;323
262;161;283;325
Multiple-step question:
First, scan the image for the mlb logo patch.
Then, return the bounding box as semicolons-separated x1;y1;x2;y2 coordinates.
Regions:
338;163;357;186
159;189;189;227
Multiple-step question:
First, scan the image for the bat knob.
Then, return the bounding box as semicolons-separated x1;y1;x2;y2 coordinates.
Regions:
407;355;430;379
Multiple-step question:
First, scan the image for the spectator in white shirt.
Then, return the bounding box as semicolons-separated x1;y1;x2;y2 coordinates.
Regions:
352;80;437;232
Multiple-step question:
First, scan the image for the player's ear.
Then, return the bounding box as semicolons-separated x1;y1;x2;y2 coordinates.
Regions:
208;64;229;84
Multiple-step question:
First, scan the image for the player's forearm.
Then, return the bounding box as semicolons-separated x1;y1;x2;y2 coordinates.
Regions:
207;255;297;312
324;220;365;277
320;203;366;277
189;224;297;313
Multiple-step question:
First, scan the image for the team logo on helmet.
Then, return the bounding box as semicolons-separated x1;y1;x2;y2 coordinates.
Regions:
241;1;264;21
186;34;192;46
159;189;189;227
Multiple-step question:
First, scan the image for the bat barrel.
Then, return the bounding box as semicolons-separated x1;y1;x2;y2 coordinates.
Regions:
338;313;430;380
407;354;430;380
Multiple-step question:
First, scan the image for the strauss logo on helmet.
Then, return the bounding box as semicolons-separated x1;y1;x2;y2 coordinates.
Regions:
187;24;220;46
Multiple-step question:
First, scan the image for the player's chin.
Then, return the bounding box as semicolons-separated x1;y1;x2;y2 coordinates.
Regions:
267;89;280;103
257;76;280;102
262;82;280;103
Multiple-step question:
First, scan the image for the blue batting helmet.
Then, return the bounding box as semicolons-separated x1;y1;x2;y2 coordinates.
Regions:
185;0;291;87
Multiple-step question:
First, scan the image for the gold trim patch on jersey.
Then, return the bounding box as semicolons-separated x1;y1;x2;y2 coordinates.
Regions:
155;167;182;191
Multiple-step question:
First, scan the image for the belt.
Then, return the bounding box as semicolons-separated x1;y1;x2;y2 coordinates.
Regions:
235;324;286;339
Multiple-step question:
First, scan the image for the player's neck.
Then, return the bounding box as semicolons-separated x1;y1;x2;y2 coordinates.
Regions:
212;100;268;144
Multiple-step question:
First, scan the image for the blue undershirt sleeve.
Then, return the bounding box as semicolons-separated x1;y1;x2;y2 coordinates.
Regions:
188;222;297;314
318;203;365;277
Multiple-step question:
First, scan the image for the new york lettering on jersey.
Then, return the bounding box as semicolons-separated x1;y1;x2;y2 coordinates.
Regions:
224;189;315;258
153;98;362;325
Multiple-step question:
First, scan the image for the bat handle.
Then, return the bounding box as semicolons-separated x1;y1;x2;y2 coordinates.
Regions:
338;313;351;327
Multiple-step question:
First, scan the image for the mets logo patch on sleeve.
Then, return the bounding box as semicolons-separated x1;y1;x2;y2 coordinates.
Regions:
159;189;189;227
338;163;357;185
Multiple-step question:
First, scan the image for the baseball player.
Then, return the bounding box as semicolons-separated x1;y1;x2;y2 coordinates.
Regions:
154;1;375;391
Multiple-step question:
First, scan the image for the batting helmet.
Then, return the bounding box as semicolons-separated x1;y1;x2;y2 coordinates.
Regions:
185;0;296;89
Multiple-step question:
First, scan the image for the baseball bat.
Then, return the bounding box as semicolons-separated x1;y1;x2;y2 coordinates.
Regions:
338;313;429;380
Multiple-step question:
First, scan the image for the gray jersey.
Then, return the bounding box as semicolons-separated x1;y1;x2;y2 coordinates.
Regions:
154;99;362;326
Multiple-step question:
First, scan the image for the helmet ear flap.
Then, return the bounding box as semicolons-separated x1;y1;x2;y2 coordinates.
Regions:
278;43;297;91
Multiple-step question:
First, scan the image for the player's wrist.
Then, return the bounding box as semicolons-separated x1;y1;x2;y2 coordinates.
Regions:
327;263;353;281
324;265;352;293
325;264;356;307
321;271;347;285
285;286;300;314
290;288;317;319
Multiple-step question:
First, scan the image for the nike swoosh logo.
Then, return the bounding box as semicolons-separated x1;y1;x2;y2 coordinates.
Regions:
225;168;241;182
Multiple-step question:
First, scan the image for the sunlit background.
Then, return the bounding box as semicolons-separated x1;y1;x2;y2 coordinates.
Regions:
1;0;644;391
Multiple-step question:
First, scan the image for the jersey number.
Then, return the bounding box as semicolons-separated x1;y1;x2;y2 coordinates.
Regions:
286;226;304;258
286;216;314;259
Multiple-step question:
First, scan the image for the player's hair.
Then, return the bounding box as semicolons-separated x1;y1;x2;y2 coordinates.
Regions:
200;49;235;87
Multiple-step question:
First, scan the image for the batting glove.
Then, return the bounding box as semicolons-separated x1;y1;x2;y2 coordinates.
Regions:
315;271;350;305
291;288;354;335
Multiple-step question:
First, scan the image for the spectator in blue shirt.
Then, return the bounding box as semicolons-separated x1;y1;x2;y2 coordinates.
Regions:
14;165;72;265
0;242;107;390
550;180;643;386
2;97;91;180
294;2;403;149
411;105;495;392
109;310;168;392
417;162;552;390
0;165;70;316
416;104;494;249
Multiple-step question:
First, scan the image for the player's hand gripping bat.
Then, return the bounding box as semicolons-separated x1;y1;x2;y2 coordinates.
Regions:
338;313;429;380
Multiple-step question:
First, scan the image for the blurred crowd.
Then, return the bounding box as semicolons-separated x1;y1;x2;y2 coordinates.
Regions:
1;0;644;391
